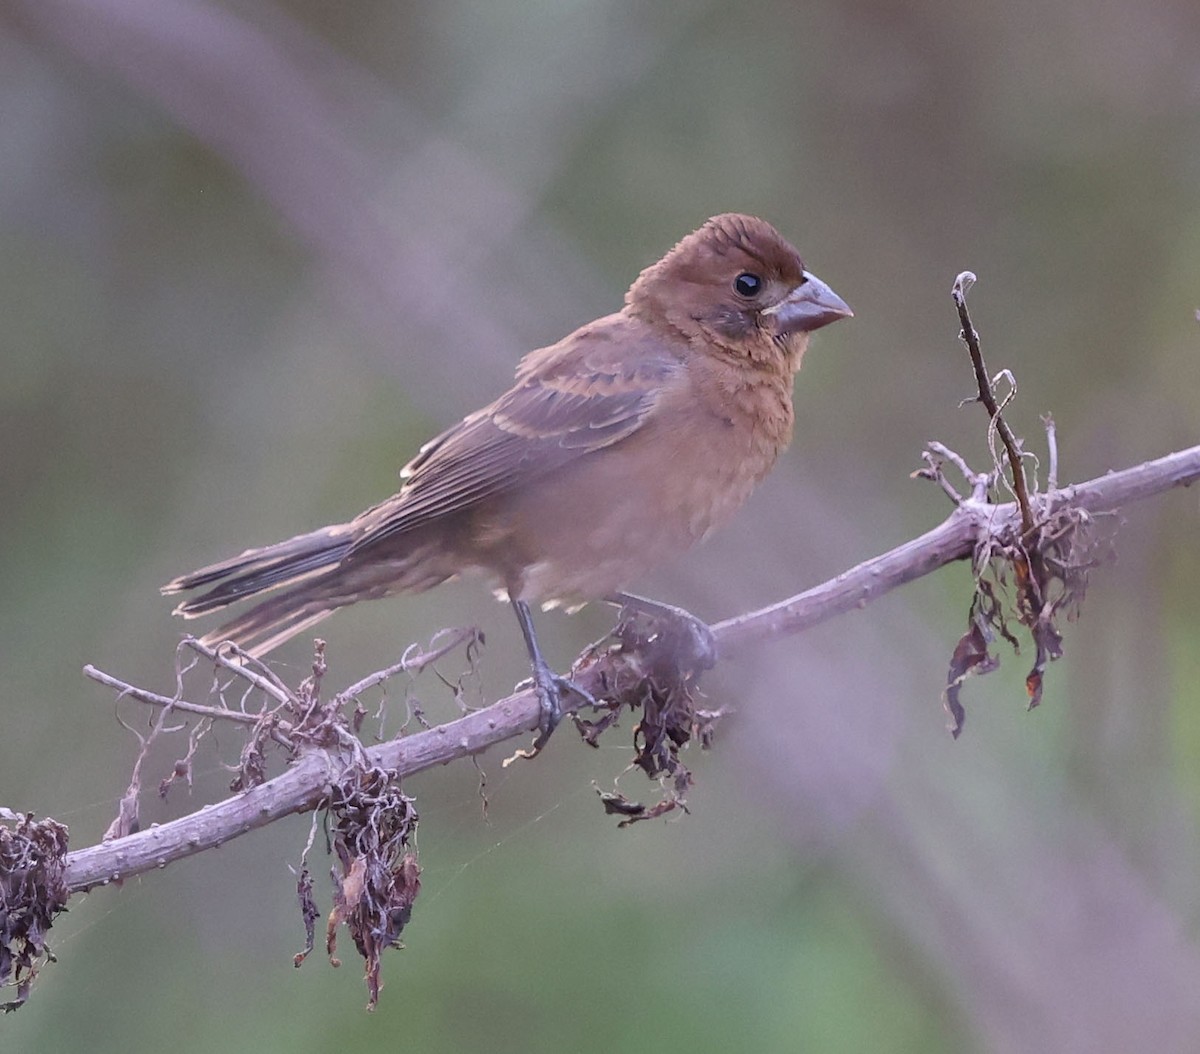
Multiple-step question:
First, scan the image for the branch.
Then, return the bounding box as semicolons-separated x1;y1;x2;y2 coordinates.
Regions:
953;271;1037;535
63;442;1200;893
718;443;1200;654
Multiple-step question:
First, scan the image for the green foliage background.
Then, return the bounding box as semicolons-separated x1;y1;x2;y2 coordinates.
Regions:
2;2;1199;1050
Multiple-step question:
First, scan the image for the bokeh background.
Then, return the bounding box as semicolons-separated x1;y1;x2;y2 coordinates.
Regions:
3;2;1200;1051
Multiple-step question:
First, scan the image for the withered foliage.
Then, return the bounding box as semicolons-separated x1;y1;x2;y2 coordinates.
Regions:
281;647;424;1007
945;502;1105;736
78;632;476;1013
575;609;725;826
937;276;1112;736
0;814;69;1012
294;766;420;1011
230;640;338;793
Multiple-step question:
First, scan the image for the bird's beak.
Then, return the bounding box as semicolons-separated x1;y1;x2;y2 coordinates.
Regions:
763;271;853;334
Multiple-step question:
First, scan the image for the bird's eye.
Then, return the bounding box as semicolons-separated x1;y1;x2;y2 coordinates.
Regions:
733;272;762;298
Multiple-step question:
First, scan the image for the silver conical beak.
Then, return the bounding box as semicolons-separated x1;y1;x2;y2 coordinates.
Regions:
763;270;853;334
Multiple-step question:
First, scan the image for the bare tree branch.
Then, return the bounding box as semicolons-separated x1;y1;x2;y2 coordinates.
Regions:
62;441;1200;893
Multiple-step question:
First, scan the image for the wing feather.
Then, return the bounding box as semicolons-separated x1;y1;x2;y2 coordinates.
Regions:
348;327;680;554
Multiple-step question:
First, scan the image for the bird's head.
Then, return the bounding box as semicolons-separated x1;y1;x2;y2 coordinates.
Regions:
626;213;852;369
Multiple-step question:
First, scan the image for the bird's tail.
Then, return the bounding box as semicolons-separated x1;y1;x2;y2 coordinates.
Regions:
162;524;355;658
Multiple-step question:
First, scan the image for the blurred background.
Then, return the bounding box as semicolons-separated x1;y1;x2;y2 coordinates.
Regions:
2;1;1199;1050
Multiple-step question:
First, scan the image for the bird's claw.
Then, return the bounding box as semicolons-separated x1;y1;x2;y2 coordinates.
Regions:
527;665;596;755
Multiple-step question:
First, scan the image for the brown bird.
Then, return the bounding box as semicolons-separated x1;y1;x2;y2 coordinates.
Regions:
163;214;851;744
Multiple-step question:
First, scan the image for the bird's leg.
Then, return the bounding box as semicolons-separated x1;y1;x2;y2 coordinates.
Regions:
510;599;596;751
605;592;717;671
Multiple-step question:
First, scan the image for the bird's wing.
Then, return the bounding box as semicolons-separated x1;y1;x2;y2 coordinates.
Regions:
347;321;682;553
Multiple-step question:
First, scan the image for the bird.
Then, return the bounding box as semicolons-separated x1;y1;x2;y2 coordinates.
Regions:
163;213;852;747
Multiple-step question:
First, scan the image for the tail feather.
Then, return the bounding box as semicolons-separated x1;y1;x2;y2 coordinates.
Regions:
164;526;455;658
162;525;353;616
195;587;341;659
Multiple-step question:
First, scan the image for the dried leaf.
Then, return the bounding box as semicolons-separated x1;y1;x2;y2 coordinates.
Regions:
1026;609;1065;709
944;618;1000;737
292;868;319;967
942;492;1108;734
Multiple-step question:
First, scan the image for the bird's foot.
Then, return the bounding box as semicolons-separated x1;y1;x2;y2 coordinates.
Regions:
510;661;598;760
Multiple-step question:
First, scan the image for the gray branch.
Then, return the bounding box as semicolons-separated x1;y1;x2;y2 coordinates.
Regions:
63;442;1200;892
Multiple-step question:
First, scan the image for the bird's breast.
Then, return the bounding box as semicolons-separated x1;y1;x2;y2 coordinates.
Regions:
478;366;795;606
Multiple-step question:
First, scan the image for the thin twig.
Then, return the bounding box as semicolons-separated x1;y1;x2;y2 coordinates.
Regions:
185;637;294;706
919;441;993;504
1043;414;1059;491
953;272;1035;535
82;665;261;726
335;627;481;705
927;441;980;488
914;449;965;504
